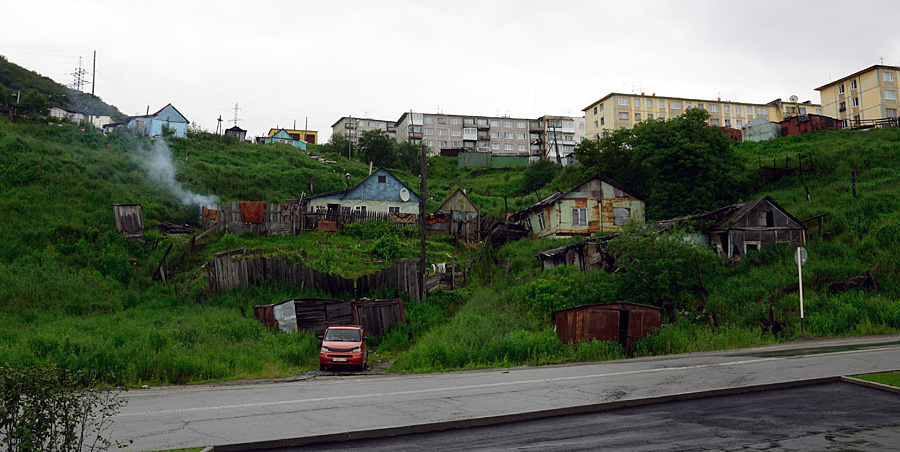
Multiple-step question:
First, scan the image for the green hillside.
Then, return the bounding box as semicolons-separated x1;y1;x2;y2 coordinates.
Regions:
0;56;122;118
1;115;898;385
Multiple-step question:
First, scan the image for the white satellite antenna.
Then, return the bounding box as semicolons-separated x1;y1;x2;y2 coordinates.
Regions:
789;95;799;103
399;188;410;202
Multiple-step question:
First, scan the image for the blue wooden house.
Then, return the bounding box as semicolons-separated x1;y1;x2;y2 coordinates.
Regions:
121;103;189;137
263;128;308;150
306;167;421;214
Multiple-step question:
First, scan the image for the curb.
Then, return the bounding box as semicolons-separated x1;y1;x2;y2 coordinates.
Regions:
209;376;840;451
840;375;900;395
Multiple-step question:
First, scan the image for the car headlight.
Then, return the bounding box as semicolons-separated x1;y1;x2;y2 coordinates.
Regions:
351;347;360;353
321;346;330;352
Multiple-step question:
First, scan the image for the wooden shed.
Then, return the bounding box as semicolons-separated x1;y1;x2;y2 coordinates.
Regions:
552;302;661;353
112;203;144;241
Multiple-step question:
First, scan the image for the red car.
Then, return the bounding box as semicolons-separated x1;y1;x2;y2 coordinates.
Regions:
319;325;368;371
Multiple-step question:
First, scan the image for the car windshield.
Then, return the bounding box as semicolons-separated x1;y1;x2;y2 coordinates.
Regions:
324;328;361;342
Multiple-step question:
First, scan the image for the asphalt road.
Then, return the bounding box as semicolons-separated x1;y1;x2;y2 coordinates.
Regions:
110;335;900;451
265;382;900;452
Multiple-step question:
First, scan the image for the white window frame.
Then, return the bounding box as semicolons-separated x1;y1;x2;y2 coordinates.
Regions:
838;84;845;94
852;97;859;107
504;143;513;151
536;212;546;231
490;119;499;127
634;98;641;107
618;97;629;106
517;121;526;128
571;207;587;226
884;72;895;82
490;143;500;150
618;112;629;121
451;129;461;137
885;90;897;100
850;80;858;90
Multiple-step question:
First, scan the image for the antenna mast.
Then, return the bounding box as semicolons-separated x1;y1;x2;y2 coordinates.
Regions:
231;103;242;127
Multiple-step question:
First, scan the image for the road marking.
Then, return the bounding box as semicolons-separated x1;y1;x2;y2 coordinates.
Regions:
116;357;782;418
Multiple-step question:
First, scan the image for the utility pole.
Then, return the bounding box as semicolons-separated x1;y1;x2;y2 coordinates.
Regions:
551;119;561;164
419;140;427;302
231;103;242;127
216;115;223;135
88;51;96;128
347;115;352;162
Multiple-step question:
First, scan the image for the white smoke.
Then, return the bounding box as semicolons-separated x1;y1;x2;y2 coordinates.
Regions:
137;139;220;208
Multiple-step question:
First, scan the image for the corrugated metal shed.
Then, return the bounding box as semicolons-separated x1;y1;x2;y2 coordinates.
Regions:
552;302;661;353
112;203;144;240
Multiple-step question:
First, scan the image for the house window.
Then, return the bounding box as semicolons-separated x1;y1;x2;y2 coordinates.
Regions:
850;80;857;90
518;144;527;151
724;119;731;127
710;104;719;113
490;119;499;127
800;107;806;115
424;117;433;124
710;118;720;126
884;72;895;82
736;119;743;127
437;117;447;124
504;144;513;151
424;128;433;135
670;101;681;110
839;101;847;111
477;118;487;126
838;84;845;94
724;105;730;113
517;133;525;140
389;206;400;213
504;120;512;127
618;97;629;106
504;132;513;139
618;112;629;121
451;117;461;125
744;241;761;253
757;108;767;116
491;143;500;150
852;97;859;107
593;106;598;114
885;90;897;100
686;102;692;109
735;106;742;114
887;108;898;118
517;121;526;128
451;129;461;136
599;103;604;111
612;207;631;226
634;98;641;107
816;108;822;114
438;129;447;136
697;103;704;110
634;113;641;121
648;114;654;120
451;141;460;147
646;99;653;108
355;206;367;215
571;208;587;226
600;118;604;125
377;175;387;184
594;120;599;128
491;131;500;138
658;100;665;108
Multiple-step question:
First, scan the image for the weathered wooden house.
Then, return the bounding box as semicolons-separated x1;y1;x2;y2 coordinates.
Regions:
511;174;644;238
305;167;421;215
433;188;481;242
536;235;617;272
111;203;144;241
653;196;806;259
552;302;661;353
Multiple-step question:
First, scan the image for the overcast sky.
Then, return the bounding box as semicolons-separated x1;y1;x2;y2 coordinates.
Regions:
3;0;899;142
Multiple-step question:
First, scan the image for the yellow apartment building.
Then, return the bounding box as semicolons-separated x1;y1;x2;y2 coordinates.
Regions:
815;65;900;127
582;93;821;140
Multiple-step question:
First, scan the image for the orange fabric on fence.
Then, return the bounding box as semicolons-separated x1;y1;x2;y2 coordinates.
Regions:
203;207;218;221
240;201;267;224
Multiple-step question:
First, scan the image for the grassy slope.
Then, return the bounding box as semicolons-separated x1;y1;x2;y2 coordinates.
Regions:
1;119;898;384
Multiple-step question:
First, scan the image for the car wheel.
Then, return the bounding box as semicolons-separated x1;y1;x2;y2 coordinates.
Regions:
319;364;326;371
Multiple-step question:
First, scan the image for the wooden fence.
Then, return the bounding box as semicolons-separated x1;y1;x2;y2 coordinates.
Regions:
208;253;427;301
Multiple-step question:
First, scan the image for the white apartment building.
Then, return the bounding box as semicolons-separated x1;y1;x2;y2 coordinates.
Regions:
331;116;397;144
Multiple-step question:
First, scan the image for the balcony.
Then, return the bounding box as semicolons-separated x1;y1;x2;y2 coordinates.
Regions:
529;122;543;132
386;126;396;133
345;122;357;129
475;122;490;130
409;132;424;139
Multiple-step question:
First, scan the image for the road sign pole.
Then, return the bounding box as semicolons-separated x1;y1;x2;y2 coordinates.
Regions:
798;257;805;337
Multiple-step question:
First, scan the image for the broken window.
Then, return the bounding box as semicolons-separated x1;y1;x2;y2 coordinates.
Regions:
537;213;546;231
613;207;631;226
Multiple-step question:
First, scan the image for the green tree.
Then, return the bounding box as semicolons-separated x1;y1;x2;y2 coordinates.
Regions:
0;88;12;108
357;129;396;168
321;132;356;160
577;109;743;220
396;140;423;175
609;222;721;318
18;89;48;117
520;157;559;194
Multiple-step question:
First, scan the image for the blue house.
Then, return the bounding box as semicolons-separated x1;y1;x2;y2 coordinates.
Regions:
263;129;308;151
306;167;421;215
121;103;189;137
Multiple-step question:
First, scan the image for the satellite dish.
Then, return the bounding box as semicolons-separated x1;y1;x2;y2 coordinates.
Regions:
789;95;799;103
399;188;410;202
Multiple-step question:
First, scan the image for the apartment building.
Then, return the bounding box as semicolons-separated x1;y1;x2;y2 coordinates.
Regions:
582;93;821;140
331;116;397;144
537;116;586;163
395;112;537;157
815;65;900;127
392;112;584;158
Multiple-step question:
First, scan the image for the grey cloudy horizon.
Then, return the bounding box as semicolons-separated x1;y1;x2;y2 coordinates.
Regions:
2;0;898;143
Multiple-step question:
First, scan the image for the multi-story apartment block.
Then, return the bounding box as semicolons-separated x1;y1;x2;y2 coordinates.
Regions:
582;93;821;140
538;115;586;163
394;112;583;158
331;116;397;144
815;65;900;128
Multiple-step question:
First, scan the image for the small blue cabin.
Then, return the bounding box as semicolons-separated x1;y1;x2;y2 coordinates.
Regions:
306;167;421;214
264;128;308;150
121;103;189;137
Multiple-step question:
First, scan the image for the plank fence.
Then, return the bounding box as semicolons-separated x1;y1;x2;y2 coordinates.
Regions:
209;253;426;301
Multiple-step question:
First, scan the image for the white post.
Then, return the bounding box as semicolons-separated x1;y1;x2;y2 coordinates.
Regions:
798;256;804;337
